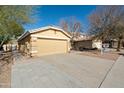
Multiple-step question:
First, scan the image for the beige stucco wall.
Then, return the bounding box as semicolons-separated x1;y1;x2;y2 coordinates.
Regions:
32;29;70;39
18;29;71;56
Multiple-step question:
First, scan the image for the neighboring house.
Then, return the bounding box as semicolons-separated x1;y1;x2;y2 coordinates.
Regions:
102;39;118;48
72;33;102;50
18;26;71;56
73;39;93;50
73;39;102;50
102;39;124;48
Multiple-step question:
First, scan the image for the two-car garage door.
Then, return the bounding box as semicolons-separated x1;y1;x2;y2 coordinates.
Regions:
36;38;68;56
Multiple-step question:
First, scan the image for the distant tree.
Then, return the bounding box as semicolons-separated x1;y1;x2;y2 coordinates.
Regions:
88;6;124;51
0;6;36;50
60;16;83;39
60;19;68;32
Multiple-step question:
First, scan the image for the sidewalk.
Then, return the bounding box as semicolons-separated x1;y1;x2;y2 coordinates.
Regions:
100;55;124;88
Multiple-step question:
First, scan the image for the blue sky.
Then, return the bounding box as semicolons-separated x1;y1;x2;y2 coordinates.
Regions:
23;5;97;32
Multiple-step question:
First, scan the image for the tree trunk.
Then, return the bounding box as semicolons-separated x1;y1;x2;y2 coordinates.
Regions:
0;40;5;50
0;36;7;51
117;38;122;51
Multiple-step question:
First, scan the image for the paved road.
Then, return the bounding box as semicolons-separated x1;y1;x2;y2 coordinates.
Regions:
11;53;114;88
100;55;124;88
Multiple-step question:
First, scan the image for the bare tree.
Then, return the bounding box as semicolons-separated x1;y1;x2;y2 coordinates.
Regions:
88;5;124;51
59;19;68;32
60;16;83;40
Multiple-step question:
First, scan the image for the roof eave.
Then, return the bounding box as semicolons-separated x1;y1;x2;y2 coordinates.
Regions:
17;31;30;41
18;26;72;41
30;26;72;38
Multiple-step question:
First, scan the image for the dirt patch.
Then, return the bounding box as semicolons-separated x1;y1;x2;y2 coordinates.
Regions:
79;50;120;61
0;63;11;88
0;52;13;88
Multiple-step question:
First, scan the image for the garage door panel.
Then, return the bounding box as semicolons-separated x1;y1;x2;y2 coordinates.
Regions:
37;39;67;56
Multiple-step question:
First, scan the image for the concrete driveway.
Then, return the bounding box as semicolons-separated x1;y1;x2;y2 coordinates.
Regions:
11;53;114;88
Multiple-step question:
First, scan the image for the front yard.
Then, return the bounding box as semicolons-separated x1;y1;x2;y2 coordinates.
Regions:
79;50;120;61
0;52;13;88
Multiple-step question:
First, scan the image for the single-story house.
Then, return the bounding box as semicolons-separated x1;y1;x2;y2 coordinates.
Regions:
73;38;102;51
18;26;71;56
70;32;102;50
